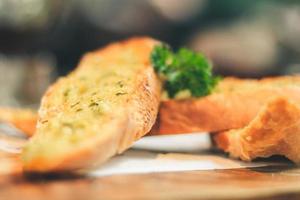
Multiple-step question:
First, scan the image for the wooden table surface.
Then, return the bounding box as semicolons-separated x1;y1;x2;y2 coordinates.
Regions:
0;138;299;200
1;164;300;200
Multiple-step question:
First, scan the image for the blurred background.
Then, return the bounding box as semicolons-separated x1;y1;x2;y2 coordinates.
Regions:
0;0;300;107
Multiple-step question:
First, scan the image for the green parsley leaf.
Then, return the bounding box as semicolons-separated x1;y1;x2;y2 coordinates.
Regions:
151;45;220;98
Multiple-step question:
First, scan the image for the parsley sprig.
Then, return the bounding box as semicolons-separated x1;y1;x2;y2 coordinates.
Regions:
151;45;220;98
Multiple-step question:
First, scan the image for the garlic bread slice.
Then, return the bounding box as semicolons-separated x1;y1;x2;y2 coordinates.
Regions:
22;37;161;172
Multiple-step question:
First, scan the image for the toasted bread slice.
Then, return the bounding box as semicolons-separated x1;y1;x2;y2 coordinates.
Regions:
22;37;161;172
0;108;37;137
214;97;300;163
151;76;300;135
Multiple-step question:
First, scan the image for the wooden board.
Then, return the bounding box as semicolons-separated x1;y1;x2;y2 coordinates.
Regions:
1;165;300;200
0;134;300;200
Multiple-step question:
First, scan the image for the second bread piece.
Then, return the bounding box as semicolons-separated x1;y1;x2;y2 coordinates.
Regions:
152;76;300;134
22;37;161;172
214;97;300;163
0;108;37;137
